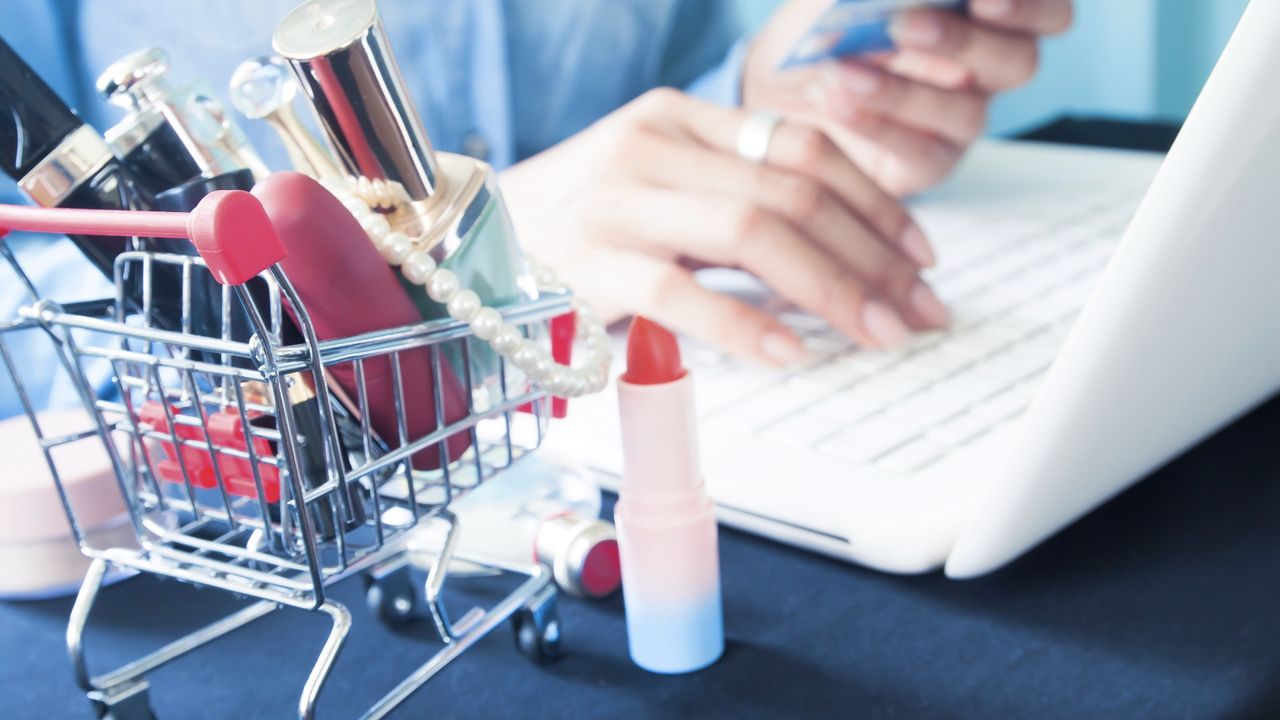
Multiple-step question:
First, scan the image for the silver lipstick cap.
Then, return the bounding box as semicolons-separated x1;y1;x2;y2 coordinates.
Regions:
273;0;442;201
535;513;621;599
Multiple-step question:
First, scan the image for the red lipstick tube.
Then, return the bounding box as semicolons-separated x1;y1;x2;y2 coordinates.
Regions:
615;317;724;673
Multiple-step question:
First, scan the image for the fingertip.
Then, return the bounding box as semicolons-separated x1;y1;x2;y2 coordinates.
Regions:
836;62;883;98
811;66;861;124
760;328;808;367
888;10;945;49
907;281;950;328
970;0;1015;21
900;225;937;267
861;299;912;348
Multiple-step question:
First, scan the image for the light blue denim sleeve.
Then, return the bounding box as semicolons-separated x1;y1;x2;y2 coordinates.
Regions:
685;34;753;108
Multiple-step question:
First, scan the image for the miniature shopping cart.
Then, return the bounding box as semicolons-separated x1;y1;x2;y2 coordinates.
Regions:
0;197;568;719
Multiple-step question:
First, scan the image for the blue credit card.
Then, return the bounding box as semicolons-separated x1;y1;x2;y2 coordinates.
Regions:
781;0;967;69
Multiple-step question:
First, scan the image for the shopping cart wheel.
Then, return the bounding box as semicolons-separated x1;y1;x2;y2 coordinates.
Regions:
512;585;561;663
364;564;421;628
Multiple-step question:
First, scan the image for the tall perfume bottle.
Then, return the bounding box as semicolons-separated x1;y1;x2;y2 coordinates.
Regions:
273;0;540;417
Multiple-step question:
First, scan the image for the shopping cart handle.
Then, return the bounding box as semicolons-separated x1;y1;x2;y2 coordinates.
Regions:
188;191;288;285
0;191;286;286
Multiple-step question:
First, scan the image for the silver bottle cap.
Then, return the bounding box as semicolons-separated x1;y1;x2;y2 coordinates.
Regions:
273;0;442;201
97;47;269;180
96;47;172;110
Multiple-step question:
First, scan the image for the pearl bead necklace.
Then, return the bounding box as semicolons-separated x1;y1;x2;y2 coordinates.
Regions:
320;177;611;398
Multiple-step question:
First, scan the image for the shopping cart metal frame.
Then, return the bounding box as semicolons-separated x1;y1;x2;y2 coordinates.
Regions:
0;198;569;719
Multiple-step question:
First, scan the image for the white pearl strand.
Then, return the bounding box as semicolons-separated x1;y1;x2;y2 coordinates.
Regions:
321;177;611;398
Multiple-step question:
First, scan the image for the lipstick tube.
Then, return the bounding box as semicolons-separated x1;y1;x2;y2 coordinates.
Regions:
252;171;470;471
615;317;724;674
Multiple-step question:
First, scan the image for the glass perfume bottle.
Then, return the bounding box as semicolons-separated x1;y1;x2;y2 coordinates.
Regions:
97;47;269;200
274;0;541;420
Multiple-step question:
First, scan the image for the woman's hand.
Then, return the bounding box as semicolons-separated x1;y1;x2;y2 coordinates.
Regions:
500;89;948;366
743;0;1074;196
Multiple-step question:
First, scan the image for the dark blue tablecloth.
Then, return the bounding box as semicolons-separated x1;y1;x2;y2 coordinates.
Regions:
5;397;1278;719
2;120;1277;719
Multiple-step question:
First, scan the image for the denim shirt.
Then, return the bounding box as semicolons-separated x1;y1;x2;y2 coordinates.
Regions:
0;0;754;416
72;0;750;169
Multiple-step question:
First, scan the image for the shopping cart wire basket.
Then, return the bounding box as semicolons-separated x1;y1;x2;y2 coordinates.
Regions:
0;194;569;719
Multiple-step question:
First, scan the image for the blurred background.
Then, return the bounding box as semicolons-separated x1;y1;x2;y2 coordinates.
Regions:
731;0;1253;134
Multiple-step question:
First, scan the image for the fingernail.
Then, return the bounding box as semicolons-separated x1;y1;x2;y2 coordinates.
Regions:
972;0;1015;18
861;300;912;348
888;12;944;47
841;63;882;97
815;66;859;123
908;282;950;328
761;330;808;366
900;225;936;267
805;81;827;109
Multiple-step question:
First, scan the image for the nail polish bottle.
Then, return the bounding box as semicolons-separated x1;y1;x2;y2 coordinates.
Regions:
274;0;541;419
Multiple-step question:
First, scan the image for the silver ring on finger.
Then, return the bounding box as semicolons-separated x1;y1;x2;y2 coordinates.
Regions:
736;111;782;164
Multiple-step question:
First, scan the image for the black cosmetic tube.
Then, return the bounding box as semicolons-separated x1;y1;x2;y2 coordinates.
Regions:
0;38;189;333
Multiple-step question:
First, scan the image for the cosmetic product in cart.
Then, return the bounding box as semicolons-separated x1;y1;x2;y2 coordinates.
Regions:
273;0;541;413
229;56;344;181
404;452;621;598
0;411;134;600
0;38;190;333
615;316;724;674
244;376;370;540
252;171;470;471
97;47;269;201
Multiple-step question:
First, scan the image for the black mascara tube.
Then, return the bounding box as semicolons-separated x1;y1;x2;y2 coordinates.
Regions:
0;38;188;331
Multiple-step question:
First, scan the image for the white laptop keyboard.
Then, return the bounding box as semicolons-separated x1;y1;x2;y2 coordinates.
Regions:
690;190;1141;475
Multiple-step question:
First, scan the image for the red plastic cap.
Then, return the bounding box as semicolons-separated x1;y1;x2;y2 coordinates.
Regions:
623;315;686;385
187;190;287;285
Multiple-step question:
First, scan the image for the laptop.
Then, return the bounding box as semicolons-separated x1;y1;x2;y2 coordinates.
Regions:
552;0;1280;578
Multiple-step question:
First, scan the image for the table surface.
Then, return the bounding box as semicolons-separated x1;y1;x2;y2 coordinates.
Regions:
3;120;1277;720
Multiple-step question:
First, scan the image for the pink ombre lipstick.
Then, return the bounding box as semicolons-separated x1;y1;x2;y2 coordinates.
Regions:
615;316;724;674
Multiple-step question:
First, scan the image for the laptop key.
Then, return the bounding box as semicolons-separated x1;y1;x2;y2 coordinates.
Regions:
808;387;889;424
708;385;821;435
877;439;946;473
888;386;974;425
927;413;990;447
695;367;779;415
790;360;873;393
817;415;921;463
856;367;935;402
769;413;842;449
972;386;1032;422
839;349;906;373
899;350;973;378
